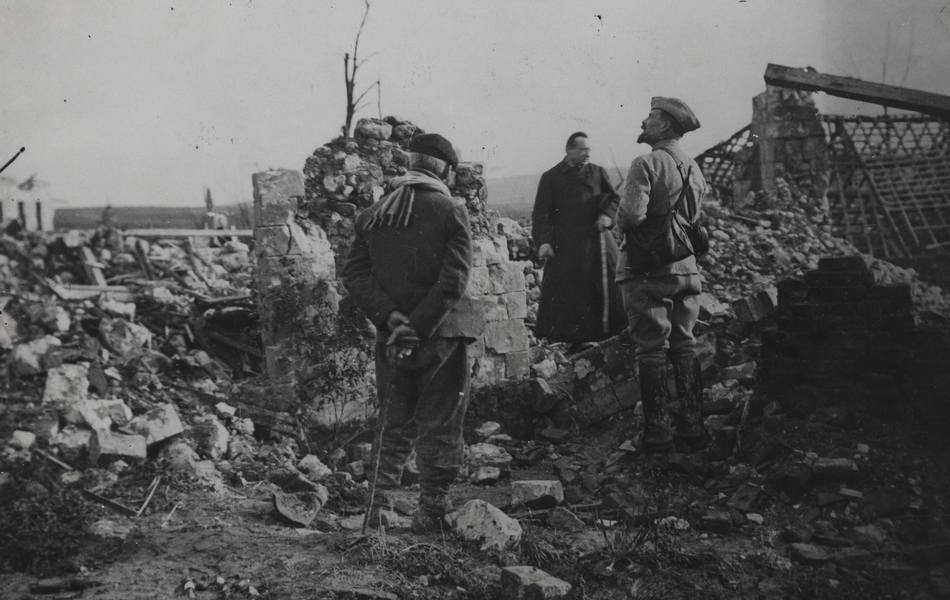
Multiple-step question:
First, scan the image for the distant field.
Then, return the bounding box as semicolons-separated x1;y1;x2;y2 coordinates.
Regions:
52;172;542;231
54;204;253;230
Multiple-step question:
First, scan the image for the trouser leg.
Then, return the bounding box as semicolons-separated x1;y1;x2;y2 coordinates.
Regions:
411;340;470;515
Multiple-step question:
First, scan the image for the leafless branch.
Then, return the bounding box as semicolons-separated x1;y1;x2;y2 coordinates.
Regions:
343;0;374;139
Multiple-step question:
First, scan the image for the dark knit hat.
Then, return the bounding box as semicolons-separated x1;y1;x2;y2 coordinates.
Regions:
651;97;701;134
408;133;459;169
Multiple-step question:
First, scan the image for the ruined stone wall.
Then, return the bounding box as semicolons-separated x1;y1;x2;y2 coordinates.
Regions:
299;118;531;389
749;86;830;198
759;255;950;426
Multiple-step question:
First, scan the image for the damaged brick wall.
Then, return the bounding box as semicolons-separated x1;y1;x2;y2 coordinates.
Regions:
759;255;950;426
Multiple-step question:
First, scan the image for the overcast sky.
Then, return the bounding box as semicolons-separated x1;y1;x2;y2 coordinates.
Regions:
1;1;948;208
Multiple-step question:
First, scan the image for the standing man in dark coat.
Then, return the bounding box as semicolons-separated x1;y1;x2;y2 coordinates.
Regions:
531;132;627;348
617;97;707;454
342;133;485;533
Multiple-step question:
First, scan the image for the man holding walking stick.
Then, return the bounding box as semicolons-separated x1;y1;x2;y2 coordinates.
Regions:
342;133;484;533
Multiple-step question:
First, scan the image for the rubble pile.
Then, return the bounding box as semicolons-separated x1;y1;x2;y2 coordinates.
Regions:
301;117;492;271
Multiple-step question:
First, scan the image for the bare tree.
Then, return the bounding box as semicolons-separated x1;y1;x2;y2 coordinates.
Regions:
343;0;380;138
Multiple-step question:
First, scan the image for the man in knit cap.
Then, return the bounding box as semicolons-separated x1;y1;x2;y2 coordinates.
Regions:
343;132;484;532
617;98;708;454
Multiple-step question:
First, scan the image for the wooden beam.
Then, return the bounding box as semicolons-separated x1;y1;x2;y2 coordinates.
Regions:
764;64;950;119
120;228;254;238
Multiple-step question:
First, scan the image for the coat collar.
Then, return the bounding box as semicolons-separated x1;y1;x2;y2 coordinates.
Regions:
556;159;591;176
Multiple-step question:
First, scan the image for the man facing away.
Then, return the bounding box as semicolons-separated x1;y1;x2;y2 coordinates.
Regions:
342;133;484;532
616;98;708;454
531;132;627;350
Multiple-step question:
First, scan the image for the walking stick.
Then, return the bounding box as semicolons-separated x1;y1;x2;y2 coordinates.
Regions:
0;147;25;175
600;230;610;334
362;371;395;535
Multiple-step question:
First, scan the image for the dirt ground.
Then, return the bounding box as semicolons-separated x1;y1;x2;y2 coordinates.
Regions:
2;388;949;600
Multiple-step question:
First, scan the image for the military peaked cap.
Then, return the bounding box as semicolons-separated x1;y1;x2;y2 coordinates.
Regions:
651;97;701;134
409;133;459;169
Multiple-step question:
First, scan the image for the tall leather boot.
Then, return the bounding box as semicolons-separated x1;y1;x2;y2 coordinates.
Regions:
672;355;707;451
637;359;674;453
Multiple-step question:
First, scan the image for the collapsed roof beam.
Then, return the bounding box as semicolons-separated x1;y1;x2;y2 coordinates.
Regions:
764;63;950;120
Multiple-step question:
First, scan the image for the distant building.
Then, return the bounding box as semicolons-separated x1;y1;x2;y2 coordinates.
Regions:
0;176;55;231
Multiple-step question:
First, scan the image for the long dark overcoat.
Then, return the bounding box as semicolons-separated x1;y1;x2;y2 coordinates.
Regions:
531;161;627;342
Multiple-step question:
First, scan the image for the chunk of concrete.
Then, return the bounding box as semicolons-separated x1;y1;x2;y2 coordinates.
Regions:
454;499;523;551
127;403;184;446
90;430;147;465
11;335;62;377
500;566;572;600
475;421;502;439
9;430;37;450
790;543;830;566
471;466;502;485
63;399;132;431
189;414;229;460
98;317;152;357
267;466;323;493
42;363;89;404
297;454;333;482
719;362;756;382
811;457;858;480
511;480;564;509
466;443;513;470
52;425;92;465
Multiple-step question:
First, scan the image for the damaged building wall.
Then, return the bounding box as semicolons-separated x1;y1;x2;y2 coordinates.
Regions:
250;118;534;432
1;177;55;232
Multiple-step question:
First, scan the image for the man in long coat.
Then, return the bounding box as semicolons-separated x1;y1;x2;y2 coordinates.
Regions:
532;132;627;347
342;133;484;533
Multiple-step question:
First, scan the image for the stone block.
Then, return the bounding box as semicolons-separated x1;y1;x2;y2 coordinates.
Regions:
475;294;508;322
697;292;727;318
9;430;36;450
53;425;92;465
475;421;502;439
90;430;147;465
547;507;585;532
506;291;528;320
471;466;502;485
529;378;561;414
42;364;89;404
63;399;133;431
489;262;526;294
253;170;304;226
453;499;523;551
696;511;733;534
468;266;492;296
99;318;152;357
127;403;184;446
811;457;858;480
500;566;572;600
817;255;872;273
355;118;392;141
189;414;230;460
466;443;513;470
11;335;62;377
734;287;778;323
255;224;294;257
511;480;564;509
789;543;830;566
720;362;756;382
505;351;531;379
484;319;529;354
472;237;509;267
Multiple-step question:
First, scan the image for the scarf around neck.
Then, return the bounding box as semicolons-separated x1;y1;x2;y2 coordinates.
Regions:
364;170;451;230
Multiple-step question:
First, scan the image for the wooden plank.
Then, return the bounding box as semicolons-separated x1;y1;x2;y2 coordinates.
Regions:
80;246;108;287
765;64;950;119
121;228;254;238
